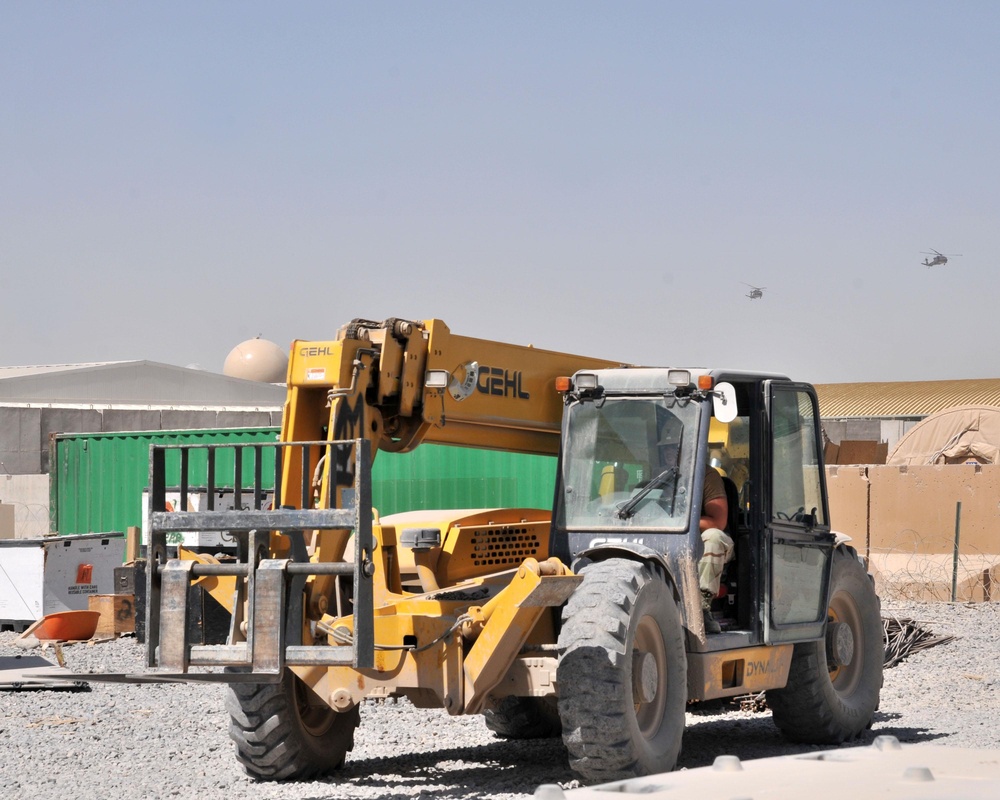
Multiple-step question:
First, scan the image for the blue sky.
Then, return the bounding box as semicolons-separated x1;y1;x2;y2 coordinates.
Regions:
2;2;998;383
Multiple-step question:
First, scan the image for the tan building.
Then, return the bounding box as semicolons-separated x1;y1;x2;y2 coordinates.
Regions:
816;378;1000;464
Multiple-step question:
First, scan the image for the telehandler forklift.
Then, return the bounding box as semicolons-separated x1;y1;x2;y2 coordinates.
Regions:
136;318;882;784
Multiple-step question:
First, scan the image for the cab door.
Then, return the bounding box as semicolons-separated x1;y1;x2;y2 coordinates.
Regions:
762;382;835;645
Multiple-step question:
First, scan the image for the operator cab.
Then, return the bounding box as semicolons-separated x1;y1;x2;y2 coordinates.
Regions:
553;367;833;645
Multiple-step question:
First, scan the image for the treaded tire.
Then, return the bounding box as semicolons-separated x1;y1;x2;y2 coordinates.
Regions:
768;546;883;744
484;696;562;739
226;669;360;781
557;558;686;784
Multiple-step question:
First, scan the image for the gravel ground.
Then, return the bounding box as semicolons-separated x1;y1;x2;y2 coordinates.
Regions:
2;599;998;800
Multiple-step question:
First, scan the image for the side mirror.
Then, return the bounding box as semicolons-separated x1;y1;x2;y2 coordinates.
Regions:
713;382;738;423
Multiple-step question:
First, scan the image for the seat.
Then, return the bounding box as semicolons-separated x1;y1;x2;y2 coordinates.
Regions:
719;475;752;628
598;465;628;501
721;476;739;534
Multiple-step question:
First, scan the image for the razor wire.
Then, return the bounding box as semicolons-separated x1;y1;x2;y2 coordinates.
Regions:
867;528;999;603
10;503;50;538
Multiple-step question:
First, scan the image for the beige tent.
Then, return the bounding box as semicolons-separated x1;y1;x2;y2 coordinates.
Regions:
886;405;1000;466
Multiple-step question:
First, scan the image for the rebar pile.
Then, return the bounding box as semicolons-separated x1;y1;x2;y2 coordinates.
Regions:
883;614;958;668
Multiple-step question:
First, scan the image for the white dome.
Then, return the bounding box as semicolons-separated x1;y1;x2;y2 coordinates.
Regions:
223;338;288;383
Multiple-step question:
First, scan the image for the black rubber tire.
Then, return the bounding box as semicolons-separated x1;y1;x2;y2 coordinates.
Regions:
226;669;360;781
557;558;687;784
484;696;562;739
768;546;883;744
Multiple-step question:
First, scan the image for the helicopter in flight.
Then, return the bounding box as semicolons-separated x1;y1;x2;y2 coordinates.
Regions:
743;283;765;300
921;249;961;268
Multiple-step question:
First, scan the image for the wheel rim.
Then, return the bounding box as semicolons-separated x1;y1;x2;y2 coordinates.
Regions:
633;613;668;740
827;592;864;693
293;676;337;737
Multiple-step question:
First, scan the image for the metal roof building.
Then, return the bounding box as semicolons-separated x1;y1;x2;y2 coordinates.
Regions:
0;361;286;407
0;361;285;475
815;378;1000;420
814;378;1000;457
0;360;286;538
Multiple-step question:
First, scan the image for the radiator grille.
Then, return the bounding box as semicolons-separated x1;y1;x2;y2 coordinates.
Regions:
469;526;543;568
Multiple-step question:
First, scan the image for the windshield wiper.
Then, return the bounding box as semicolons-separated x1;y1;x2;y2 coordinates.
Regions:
616;466;678;520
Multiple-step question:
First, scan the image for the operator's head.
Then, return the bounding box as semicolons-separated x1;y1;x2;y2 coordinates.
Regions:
657;440;680;468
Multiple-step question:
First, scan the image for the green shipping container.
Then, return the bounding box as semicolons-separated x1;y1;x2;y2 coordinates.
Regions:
51;428;558;535
369;445;557;515
51;427;283;536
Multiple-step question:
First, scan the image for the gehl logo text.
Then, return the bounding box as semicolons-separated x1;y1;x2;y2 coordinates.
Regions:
299;345;333;357
478;367;529;400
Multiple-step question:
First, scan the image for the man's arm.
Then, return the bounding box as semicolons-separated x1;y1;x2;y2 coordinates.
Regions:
701;496;728;532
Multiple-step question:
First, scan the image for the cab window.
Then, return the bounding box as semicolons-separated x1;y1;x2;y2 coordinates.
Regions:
770;388;826;526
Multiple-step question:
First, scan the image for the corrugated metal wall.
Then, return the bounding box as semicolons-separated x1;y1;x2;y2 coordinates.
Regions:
51;429;558;535
370;446;557;513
